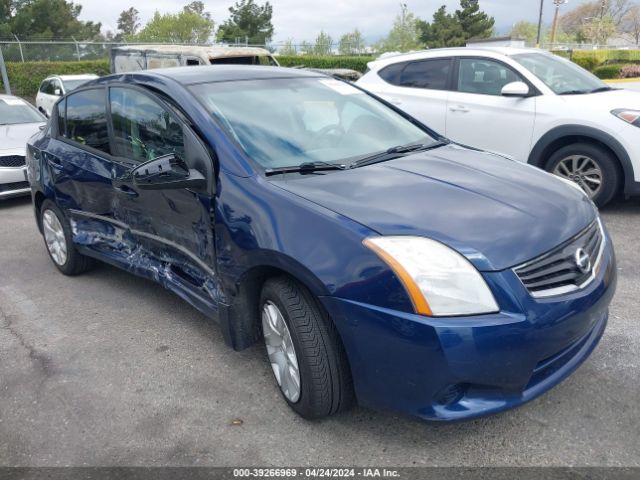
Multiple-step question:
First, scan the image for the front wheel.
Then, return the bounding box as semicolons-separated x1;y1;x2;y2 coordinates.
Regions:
547;143;620;207
260;276;354;419
40;200;93;275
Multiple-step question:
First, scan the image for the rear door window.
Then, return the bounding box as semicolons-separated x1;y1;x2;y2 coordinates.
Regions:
398;59;451;89
379;59;452;90
64;88;111;154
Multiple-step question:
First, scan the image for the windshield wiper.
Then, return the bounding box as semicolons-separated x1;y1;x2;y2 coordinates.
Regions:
590;86;614;93
560;86;613;95
350;141;448;169
265;161;347;176
559;89;589;95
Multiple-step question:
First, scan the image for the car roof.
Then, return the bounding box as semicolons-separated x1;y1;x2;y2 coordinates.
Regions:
112;44;273;57
98;65;326;86
0;93;24;101
45;74;100;81
368;46;546;68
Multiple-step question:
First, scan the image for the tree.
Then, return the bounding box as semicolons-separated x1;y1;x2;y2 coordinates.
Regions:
217;0;274;46
131;5;215;44
455;0;494;41
117;7;140;37
2;0;101;40
417;5;464;48
510;21;539;44
377;3;422;52
581;15;618;44
560;0;632;40
622;5;640;45
312;30;333;55
279;38;297;55
338;29;365;55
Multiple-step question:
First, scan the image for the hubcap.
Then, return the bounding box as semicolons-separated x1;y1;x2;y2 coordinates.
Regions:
262;301;301;403
42;209;67;266
552;155;603;198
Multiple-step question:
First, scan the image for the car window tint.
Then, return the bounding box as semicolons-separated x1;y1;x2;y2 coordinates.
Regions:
398;59;451;89
378;62;405;85
39;81;48;93
109;87;184;163
458;58;523;96
57;98;66;135
43;80;54;95
65;89;111;154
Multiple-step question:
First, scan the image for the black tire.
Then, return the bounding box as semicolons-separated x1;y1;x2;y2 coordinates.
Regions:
546;142;620;208
260;276;354;419
40;199;94;275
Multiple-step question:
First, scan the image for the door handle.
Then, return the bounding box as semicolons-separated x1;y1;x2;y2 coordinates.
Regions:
114;184;139;197
388;97;402;105
449;105;470;113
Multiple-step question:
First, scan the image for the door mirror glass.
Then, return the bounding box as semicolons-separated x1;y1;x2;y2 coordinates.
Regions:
132;154;205;190
501;81;530;97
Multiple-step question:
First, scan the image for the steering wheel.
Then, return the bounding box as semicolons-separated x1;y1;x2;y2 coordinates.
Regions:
310;124;345;148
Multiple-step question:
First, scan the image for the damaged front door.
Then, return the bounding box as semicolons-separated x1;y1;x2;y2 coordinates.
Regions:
108;86;220;313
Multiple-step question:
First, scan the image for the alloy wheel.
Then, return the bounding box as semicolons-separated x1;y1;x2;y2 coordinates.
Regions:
262;300;301;403
552;155;603;199
42;209;68;266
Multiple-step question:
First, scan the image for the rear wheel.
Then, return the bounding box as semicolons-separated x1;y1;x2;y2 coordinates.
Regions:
40;200;93;275
547;142;620;207
260;276;354;419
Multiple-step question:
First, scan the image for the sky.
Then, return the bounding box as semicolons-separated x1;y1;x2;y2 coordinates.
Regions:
77;0;595;44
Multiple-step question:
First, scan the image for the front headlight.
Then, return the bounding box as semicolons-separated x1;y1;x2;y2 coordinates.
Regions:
363;236;499;317
611;109;640;128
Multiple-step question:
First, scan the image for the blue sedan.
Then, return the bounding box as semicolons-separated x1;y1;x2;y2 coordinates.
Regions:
26;66;616;421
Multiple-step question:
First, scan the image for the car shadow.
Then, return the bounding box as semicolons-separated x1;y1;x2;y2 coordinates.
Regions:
0;195;31;210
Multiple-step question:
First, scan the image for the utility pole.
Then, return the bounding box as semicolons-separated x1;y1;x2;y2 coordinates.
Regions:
536;0;545;47
550;0;569;46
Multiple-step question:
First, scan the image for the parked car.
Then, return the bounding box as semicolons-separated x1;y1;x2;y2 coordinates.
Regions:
357;47;640;207
0;95;46;199
27;66;616;421
111;45;278;74
36;74;99;117
112;44;361;82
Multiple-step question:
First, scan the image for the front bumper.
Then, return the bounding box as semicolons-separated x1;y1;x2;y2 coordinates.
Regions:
0;165;30;199
321;234;616;421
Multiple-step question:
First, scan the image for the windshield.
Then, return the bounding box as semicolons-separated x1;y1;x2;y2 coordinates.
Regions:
62;79;93;92
190;77;434;169
0;97;45;125
512;53;608;95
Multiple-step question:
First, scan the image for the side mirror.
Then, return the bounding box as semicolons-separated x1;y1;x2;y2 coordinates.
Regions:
54;88;62;96
501;81;530;98
132;154;206;190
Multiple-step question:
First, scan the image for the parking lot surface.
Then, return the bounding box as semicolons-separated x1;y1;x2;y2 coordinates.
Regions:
1;195;639;467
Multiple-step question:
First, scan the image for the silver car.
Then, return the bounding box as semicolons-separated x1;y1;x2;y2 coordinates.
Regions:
0;95;46;200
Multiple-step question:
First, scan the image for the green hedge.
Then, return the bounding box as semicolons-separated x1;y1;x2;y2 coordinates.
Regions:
276;55;374;72
0;56;375;99
593;63;625;79
555;50;640;72
0;60;110;98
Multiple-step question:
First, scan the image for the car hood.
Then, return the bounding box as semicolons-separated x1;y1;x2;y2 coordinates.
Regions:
561;88;640;110
0;122;45;153
272;145;596;271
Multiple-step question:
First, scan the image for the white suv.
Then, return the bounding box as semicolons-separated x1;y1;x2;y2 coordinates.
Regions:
36;74;99;117
357;47;640;207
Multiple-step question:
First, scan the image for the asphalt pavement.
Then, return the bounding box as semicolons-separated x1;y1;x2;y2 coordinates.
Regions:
0;195;639;467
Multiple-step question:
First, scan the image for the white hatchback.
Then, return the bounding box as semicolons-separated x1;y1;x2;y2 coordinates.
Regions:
357;47;640;207
35;74;99;117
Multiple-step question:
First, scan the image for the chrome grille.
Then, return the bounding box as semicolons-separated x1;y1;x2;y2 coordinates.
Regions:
0;155;26;168
514;220;604;298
